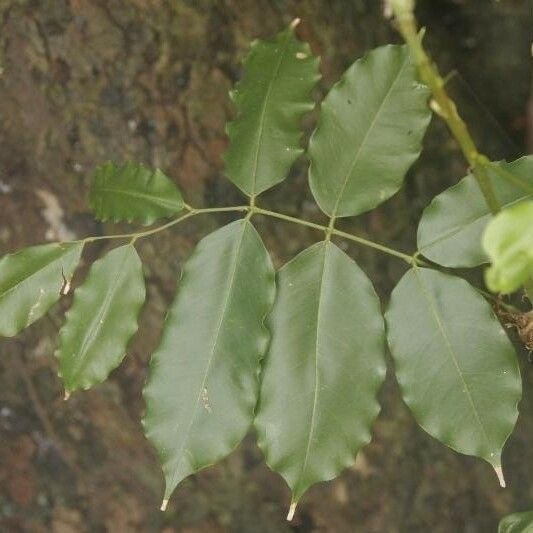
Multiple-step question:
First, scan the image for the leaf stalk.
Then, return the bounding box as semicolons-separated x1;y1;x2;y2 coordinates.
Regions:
76;205;415;264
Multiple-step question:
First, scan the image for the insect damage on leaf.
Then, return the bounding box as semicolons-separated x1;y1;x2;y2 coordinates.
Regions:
26;288;46;328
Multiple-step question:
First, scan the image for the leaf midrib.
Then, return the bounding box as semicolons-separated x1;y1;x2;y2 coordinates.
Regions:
330;51;410;218
413;269;491;449
419;193;530;255
166;221;248;495
67;247;132;381
92;186;182;211
294;242;330;496
249;30;293;197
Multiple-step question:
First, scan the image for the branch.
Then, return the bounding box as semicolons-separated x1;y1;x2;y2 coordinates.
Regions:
388;0;533;307
388;0;500;214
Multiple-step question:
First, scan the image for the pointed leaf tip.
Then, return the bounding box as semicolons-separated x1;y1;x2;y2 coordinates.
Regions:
287;502;297;521
290;17;301;29
160;499;169;512
386;268;521;469
494;465;506;488
223;25;319;197
57;245;145;392
143;220;275;502
255;242;386;504
89;161;184;226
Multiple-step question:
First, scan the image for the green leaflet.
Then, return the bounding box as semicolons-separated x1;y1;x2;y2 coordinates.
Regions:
57;244;145;393
386;268;521;481
483;201;533;294
417;156;533;267
89;161;184;225
0;242;83;337
308;44;430;218
499;511;533;533
223;23;320;197
143;219;275;507
255;241;386;511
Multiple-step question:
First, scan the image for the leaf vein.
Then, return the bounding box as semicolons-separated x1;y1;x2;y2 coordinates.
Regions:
249;31;294;198
330;52;411;218
294;242;330;495
166;221;248;493
413;268;491;449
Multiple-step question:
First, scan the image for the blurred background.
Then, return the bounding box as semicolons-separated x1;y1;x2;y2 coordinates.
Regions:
0;0;532;531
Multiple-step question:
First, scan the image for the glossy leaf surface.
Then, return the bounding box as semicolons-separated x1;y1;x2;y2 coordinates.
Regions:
0;242;83;337
143;219;275;505
57;244;145;392
308;44;430;218
223;23;320;197
418;156;533;267
483;201;533;294
499;511;533;533
89;161;184;225
386;268;521;475
255;241;386;506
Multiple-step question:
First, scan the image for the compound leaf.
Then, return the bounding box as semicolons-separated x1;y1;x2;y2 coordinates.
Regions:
417;156;533;267
143;219;275;507
308;44;430;218
223;22;320;197
255;241;386;511
386;268;521;481
499;511;533;533
483;201;533;294
89;161;184;225
0;242;83;337
57;244;145;393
